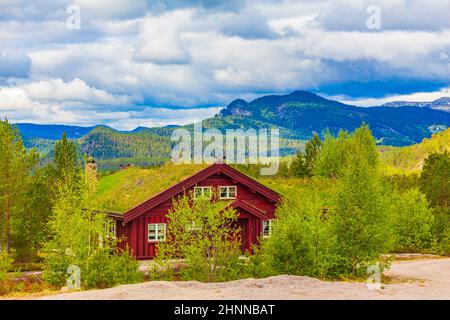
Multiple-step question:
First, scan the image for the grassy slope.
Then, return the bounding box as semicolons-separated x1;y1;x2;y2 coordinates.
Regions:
380;128;450;175
94;163;208;212
94;162;337;213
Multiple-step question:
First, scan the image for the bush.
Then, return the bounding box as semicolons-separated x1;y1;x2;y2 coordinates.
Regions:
391;189;435;253
44;174;142;289
44;248;142;289
325;126;392;277
83;249;142;289
0;252;13;281
155;190;246;282
432;207;450;255
42;251;72;287
257;195;335;278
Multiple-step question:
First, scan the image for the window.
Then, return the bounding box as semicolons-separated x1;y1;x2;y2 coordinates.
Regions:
262;220;275;238
148;223;166;242
109;221;117;239
104;220;117;239
194;186;212;199
219;186;237;199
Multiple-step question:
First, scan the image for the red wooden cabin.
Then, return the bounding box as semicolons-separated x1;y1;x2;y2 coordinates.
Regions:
112;163;281;260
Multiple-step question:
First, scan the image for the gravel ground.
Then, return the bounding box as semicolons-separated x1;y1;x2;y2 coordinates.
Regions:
39;257;450;300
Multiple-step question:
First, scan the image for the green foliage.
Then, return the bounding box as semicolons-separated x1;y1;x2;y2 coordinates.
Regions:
0;118;39;255
54;133;79;175
380;128;450;174
80;126;172;163
260;194;334;278
329;146;391;276
314;125;378;179
83;248;142;289
0;252;13;281
432;207;450;255
420;151;450;208
54;133;82;193
155;190;245;282
390;189;435;253
291;133;322;177
43;159;141;289
12;165;55;262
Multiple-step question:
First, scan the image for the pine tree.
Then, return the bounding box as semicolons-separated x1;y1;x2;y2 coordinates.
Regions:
291;133;322;177
420;151;450;208
0;119;38;255
54;132;82;194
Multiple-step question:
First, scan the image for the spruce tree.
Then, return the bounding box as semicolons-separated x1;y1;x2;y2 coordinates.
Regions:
291;133;322;177
0;119;38;255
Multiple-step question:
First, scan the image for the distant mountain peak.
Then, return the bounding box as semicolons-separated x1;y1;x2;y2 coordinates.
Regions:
219;98;251;117
218;90;343;117
382;97;450;112
432;97;450;106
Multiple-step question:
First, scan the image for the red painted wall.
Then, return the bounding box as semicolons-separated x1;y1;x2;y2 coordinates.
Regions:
117;173;277;259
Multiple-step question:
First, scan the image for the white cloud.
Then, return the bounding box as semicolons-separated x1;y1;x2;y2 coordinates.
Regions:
22;78;132;105
1;0;450;127
134;10;192;64
337;87;450;107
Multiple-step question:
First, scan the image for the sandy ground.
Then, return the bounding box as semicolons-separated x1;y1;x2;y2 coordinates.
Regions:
37;257;450;300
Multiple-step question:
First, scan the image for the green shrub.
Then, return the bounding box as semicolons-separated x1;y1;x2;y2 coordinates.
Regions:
259;195;335;278
324;125;392;277
110;249;142;284
156;190;246;282
391;189;435;253
432;207;450;255
0;252;13;281
42;251;72;287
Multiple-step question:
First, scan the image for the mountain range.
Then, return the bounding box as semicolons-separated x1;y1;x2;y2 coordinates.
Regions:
382;97;450;112
211;90;450;145
11;90;450;170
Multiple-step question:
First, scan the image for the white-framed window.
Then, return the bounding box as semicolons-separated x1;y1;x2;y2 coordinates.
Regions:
219;186;237;199
194;186;212;199
110;220;117;239
262;220;275;239
148;223;166;242
104;220;117;240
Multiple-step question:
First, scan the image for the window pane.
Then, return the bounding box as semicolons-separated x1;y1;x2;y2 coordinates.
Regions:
220;187;228;198
262;221;270;237
148;224;157;241
229;187;236;197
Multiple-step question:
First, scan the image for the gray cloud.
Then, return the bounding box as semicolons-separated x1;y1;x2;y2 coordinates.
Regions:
316;0;450;32
0;51;31;78
0;0;450;128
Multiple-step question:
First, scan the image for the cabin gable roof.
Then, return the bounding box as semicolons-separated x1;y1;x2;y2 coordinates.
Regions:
124;163;280;223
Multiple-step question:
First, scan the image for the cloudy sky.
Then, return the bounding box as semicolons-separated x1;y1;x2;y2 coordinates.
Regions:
1;0;450;130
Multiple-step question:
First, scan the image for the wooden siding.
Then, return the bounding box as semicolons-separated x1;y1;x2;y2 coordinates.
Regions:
117;164;279;259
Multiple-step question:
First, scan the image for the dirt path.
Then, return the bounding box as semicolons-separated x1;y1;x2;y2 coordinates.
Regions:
38;257;450;300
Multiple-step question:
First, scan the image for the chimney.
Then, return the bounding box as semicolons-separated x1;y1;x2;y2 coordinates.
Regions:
85;156;97;194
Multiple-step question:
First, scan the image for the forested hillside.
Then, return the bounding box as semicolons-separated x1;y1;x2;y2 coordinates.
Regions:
80;126;172;171
381;128;450;174
217;91;450;146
